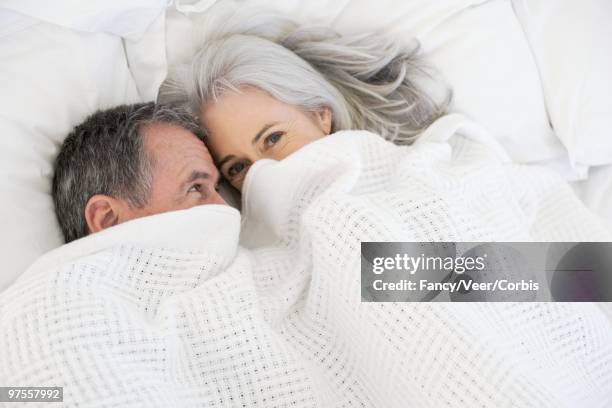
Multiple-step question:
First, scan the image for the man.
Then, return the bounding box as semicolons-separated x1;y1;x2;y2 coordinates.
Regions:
52;102;225;243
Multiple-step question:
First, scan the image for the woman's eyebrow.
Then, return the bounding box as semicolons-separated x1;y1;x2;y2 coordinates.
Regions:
217;154;236;169
251;122;280;145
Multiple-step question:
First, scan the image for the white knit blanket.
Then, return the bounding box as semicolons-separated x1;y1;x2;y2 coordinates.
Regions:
1;114;611;407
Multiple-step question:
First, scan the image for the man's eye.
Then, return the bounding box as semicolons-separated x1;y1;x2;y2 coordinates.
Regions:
264;132;283;149
188;184;202;193
227;161;246;177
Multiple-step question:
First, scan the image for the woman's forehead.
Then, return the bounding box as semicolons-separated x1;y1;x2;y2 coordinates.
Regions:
202;88;299;137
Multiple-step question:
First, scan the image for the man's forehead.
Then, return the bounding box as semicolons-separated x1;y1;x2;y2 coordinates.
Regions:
143;122;211;158
141;122;220;184
143;121;201;144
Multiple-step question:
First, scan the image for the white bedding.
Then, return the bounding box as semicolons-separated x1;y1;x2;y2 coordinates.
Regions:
2;115;611;407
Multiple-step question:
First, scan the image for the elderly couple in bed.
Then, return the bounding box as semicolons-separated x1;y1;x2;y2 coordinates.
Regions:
6;11;611;407
54;18;447;240
15;5;612;407
54;15;610;241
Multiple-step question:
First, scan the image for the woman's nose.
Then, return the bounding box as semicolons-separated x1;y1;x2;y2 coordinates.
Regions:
245;151;262;163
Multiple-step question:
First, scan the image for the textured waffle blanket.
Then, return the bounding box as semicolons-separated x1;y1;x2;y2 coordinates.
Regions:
1;114;611;407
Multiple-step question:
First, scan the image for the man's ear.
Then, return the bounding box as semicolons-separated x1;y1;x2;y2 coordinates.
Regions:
314;107;333;135
84;194;125;235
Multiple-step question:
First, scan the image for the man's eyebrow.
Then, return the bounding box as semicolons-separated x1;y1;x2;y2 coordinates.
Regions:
182;170;213;189
187;170;211;182
251;122;279;145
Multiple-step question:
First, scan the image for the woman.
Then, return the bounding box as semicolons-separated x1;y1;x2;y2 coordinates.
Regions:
159;11;449;190
155;12;612;405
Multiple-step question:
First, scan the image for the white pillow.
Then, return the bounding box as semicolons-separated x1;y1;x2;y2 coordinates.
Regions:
331;0;570;170
0;0;169;40
512;0;612;170
124;12;168;100
0;10;141;291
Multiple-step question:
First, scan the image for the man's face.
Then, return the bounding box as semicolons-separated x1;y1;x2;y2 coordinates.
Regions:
122;122;225;221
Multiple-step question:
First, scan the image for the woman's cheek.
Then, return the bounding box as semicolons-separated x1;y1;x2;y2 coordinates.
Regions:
234;178;245;191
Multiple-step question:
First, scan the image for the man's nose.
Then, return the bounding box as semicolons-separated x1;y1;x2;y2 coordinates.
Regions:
209;190;226;205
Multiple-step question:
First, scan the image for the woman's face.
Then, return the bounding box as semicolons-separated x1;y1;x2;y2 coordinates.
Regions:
201;87;332;191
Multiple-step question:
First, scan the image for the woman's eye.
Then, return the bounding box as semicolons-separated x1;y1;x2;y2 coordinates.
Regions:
264;132;283;148
227;161;246;178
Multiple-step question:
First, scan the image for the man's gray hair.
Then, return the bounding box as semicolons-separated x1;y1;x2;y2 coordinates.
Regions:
159;9;450;145
52;102;203;243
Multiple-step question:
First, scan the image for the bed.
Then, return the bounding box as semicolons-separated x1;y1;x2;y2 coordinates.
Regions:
0;0;611;405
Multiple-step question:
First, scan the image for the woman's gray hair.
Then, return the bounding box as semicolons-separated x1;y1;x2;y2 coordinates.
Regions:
159;9;450;144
